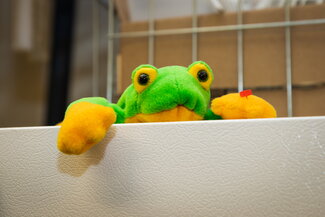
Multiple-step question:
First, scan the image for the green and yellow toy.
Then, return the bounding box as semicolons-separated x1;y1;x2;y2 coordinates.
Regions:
58;61;276;155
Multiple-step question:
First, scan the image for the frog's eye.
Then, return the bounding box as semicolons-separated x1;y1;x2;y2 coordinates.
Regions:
132;65;158;93
188;61;213;90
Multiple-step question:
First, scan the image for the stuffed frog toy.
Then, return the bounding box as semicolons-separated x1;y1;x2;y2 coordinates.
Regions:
58;61;276;154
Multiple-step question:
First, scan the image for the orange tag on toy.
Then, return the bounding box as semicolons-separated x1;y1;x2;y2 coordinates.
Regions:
240;89;252;97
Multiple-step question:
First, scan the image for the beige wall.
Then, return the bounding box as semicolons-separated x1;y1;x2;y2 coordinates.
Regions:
0;0;51;127
119;4;325;117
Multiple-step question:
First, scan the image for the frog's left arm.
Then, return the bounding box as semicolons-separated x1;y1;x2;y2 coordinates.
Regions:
68;97;125;123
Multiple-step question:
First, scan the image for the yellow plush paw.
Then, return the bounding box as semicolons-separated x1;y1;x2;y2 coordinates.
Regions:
57;102;116;155
211;90;277;119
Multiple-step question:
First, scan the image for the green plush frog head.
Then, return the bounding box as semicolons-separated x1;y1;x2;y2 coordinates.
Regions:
117;61;214;122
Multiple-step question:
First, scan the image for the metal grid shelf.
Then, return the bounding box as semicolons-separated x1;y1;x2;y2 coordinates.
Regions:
93;0;325;117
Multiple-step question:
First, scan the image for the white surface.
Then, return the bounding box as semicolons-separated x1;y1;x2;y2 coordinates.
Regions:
129;0;216;21
0;117;325;217
127;0;325;22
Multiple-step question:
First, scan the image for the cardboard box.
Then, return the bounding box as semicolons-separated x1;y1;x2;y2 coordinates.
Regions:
253;87;325;117
118;4;325;117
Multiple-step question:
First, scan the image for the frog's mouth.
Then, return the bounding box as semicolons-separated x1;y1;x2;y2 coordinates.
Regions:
125;106;203;123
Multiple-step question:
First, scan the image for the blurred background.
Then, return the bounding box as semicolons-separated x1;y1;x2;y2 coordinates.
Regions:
0;0;324;127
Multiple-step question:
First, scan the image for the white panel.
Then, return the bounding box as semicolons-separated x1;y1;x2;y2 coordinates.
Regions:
0;117;325;217
128;0;216;22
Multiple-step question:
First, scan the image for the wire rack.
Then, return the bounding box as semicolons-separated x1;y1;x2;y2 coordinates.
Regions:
92;0;325;117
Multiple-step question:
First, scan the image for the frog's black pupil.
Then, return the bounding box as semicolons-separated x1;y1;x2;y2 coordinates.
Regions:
197;70;208;82
138;73;149;85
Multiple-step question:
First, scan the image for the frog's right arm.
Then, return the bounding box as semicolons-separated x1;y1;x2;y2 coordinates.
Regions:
57;97;125;155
